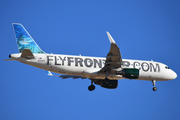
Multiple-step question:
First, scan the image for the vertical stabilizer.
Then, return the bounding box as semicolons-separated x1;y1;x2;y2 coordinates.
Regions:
12;23;45;53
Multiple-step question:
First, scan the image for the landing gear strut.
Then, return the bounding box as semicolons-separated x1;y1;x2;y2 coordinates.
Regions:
88;80;95;91
152;80;157;91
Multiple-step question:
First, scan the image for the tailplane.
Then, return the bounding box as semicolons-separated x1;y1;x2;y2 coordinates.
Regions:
12;23;45;54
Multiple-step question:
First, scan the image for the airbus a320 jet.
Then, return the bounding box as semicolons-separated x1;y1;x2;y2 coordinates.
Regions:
6;23;177;91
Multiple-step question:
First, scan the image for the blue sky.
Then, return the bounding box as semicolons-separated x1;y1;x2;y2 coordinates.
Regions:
1;0;180;120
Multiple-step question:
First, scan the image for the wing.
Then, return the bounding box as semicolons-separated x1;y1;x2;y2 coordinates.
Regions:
47;71;86;79
99;32;123;74
59;75;86;79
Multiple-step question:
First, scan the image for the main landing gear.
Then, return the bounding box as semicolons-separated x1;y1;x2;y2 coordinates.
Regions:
88;80;95;91
152;80;157;91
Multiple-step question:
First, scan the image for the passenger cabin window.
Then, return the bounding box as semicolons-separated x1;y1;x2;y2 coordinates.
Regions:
165;66;170;69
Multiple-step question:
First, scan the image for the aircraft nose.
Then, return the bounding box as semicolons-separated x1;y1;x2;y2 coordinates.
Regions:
170;70;177;80
165;70;177;80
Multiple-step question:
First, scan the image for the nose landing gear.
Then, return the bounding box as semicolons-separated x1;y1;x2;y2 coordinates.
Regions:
152;80;157;91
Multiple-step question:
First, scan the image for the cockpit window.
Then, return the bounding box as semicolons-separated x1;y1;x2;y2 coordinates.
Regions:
165;66;170;69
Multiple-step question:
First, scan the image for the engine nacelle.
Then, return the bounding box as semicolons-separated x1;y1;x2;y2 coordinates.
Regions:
94;79;118;89
117;68;139;79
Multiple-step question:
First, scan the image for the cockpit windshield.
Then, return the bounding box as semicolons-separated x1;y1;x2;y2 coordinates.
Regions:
165;66;170;69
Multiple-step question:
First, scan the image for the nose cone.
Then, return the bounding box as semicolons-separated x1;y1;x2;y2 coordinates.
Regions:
165;70;177;80
172;71;177;79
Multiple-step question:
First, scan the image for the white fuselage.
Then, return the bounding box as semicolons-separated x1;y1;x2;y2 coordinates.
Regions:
10;53;177;81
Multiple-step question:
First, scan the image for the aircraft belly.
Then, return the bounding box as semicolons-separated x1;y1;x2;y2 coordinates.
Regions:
138;70;167;81
52;65;85;74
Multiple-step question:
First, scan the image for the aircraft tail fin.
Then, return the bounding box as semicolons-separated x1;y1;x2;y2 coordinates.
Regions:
12;23;45;54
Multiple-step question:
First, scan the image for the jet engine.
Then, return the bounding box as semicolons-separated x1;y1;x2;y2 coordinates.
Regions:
116;68;139;79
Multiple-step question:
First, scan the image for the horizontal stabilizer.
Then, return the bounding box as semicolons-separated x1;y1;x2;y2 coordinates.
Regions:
21;49;34;59
4;59;15;61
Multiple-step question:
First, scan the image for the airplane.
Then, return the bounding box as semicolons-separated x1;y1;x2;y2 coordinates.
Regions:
6;23;177;91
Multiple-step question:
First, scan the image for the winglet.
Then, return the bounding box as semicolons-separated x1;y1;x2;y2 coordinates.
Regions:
47;71;53;76
106;32;116;44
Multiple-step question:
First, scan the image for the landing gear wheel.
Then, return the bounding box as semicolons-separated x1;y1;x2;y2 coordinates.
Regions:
104;78;110;84
152;80;157;91
153;87;157;91
88;85;95;91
